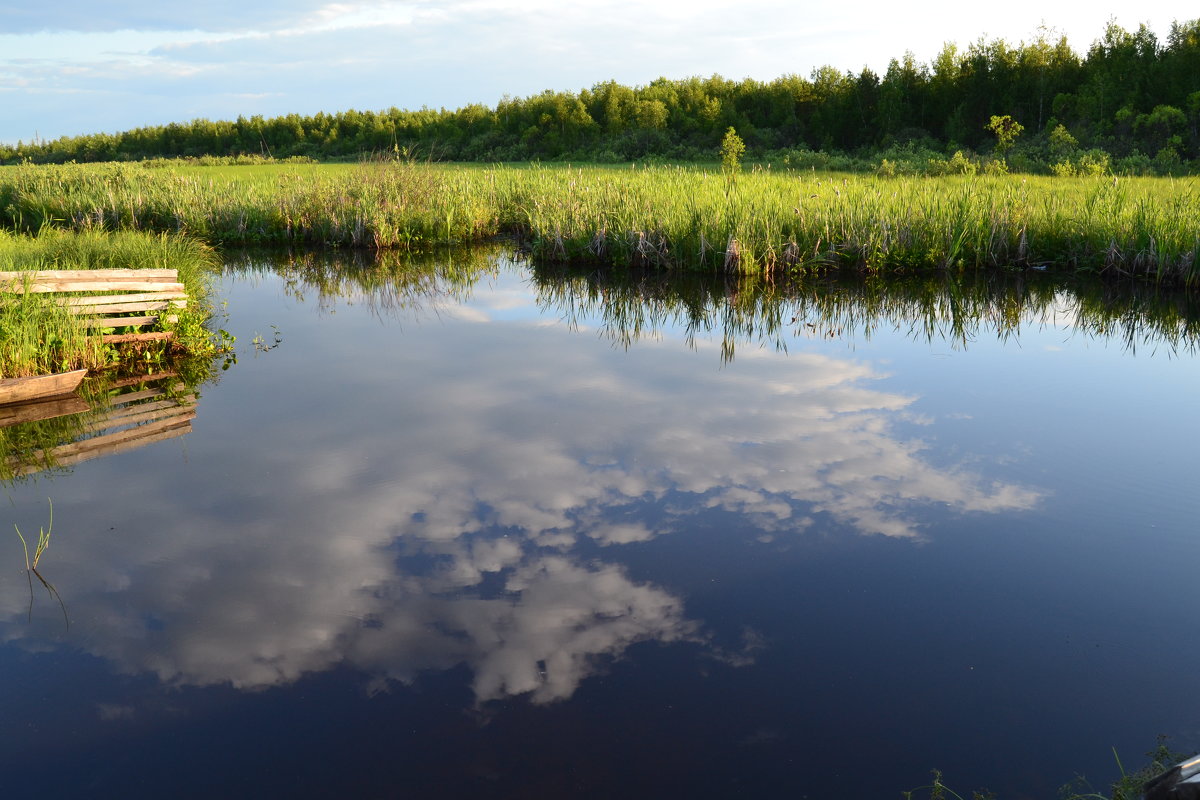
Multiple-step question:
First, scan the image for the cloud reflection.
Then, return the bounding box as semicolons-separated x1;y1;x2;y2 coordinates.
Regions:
0;266;1040;705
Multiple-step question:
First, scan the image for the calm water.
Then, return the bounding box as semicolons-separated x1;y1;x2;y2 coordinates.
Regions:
2;250;1199;798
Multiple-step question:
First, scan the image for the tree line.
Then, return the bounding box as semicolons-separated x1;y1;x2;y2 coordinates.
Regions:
3;20;1198;174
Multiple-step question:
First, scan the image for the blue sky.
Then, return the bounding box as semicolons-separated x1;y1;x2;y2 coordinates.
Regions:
1;1;1195;145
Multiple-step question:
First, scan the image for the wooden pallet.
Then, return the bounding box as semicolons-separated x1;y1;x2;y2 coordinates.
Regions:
0;269;187;344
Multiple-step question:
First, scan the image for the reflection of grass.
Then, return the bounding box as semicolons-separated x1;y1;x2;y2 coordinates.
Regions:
222;245;498;317
226;246;1200;364
0;404;93;482
531;262;1200;361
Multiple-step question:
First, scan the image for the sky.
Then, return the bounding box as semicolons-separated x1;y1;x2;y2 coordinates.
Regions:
1;0;1196;145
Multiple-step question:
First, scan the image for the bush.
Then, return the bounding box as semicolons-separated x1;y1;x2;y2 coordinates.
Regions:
946;151;977;175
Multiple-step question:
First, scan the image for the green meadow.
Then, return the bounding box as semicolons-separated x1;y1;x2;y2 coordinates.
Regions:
2;160;1197;283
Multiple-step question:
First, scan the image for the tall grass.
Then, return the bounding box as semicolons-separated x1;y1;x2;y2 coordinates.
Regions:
1;161;1198;283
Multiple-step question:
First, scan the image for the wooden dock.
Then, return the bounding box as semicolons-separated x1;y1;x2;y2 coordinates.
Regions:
0;268;187;344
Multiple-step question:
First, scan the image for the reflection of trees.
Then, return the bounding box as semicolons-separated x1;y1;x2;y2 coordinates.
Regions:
222;246;1200;360
530;263;1200;360
221;247;498;317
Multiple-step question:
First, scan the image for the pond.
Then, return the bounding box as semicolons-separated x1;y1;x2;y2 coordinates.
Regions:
2;247;1199;798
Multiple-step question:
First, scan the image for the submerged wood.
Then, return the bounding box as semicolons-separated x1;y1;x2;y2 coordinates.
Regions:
0;369;87;406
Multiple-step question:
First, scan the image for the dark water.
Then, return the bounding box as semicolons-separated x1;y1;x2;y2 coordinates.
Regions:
3;249;1200;799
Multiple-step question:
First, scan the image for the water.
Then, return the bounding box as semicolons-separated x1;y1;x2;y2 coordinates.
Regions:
2;249;1199;798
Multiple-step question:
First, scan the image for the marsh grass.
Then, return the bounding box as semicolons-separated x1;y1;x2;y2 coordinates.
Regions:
2;162;1197;283
13;498;69;628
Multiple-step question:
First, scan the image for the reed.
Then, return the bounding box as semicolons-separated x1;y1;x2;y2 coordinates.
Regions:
2;162;1198;283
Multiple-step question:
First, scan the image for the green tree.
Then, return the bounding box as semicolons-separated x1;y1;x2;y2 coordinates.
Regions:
985;114;1024;153
720;127;745;172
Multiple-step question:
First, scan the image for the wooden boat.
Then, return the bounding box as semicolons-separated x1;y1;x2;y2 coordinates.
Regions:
0;369;87;406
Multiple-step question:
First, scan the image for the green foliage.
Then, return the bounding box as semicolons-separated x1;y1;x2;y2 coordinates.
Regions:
720;127;746;173
14;499;53;570
986;115;1025;154
1060;739;1187;800
1049;124;1080;160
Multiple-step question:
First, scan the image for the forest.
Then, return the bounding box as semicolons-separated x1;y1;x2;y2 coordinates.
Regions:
2;20;1198;175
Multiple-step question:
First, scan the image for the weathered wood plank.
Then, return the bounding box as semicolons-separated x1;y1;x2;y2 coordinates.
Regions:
101;331;174;344
0;269;178;282
68;299;186;315
109;383;186;404
3;280;186;293
83;314;161;329
50;412;196;460
111;383;186;407
65;291;187;307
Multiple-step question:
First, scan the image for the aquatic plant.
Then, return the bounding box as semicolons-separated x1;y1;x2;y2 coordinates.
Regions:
14;497;53;570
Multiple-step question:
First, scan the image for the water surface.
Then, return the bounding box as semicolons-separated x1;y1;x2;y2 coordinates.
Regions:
2;249;1199;798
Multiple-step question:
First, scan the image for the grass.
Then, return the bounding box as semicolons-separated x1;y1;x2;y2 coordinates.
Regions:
0;227;222;378
14;497;53;570
1;161;1197;283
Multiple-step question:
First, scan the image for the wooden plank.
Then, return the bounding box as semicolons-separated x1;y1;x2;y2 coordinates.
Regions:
0;269;178;281
0;396;89;428
101;331;174;344
3;280;186;293
53;424;193;469
83;315;160;329
68;300;185;315
65;292;187;307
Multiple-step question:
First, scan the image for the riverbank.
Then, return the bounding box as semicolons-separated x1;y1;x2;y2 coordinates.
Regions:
1;161;1197;283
